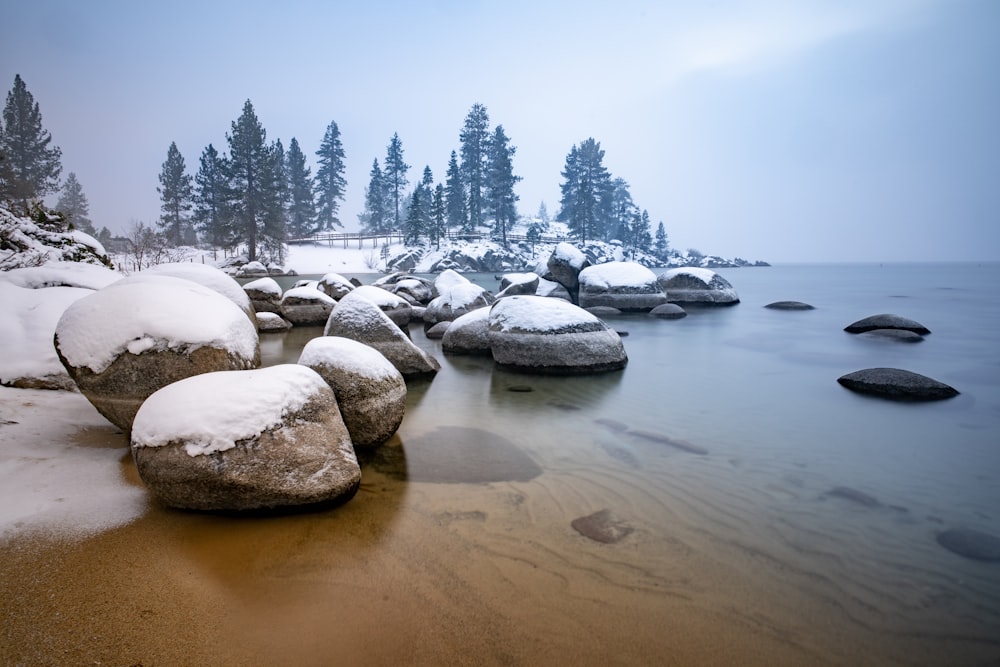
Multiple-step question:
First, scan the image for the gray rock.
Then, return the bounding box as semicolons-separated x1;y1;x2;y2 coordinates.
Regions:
649;303;687;319
349;284;413;328
546;242;590;292
441;307;492;356
325;290;440;378
316;272;355;300
243;276;282;314
298;337;406;449
256;311;292;332
658;267;740;306
765;301;815;310
488;295;627;374
837;368;958;401
578;261;667;311
131;365;360;512
858;329;924;343
844;313;930;335
571;509;633;544
424;271;494;325
425;321;450;339
280;285;337;326
496;272;540;298
585;306;623;317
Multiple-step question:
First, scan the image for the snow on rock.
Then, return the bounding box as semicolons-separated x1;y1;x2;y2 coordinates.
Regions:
54;274;260;431
578;262;667;312
424;271;495;325
131;364;360;511
256;311;292;332
434;268;471;293
0;204;113;270
546;242;591;293
243;276;283;314
325;290;440;378
299;336;406;448
441;307;492;356
0;260;120;290
280;284;337;326
317;272;355;299
535;277;572;301
657;268;740;306
488;295;628;374
235;260;269;277
350;284;413;328
144;262;255;322
497;272;540;298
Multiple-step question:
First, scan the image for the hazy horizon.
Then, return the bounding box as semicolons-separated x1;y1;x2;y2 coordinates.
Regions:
2;0;997;264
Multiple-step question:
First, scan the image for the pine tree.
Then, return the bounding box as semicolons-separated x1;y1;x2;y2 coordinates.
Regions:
485;125;520;248
360;158;389;234
259;139;288;264
285;137;317;239
459;103;490;231
156;141;194;246
430;183;447;250
403;188;425;246
654;221;669;262
56;172;94;234
383;132;409;231
0;75;62;207
193;143;232;249
537;201;550;228
314;120;346;230
226;99;275;262
608;177;636;243
444;150;466;233
557;138;614;243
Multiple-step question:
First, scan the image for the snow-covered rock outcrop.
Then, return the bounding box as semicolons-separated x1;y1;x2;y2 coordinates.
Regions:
243;276;282;314
423;270;495;325
280;285;337;325
441;307;492;356
577;261;667;312
658;268;740;306
144;262;255;323
349;284;413;328
131;364;360;511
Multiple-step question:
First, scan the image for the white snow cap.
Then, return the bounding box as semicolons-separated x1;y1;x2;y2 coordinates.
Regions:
434;268;471;291
144;262;252;313
579;261;659;288
350;284;407;308
282;284;337;303
502;272;538;286
553;242;587;269
55;274;259;374
131;364;330;456
661;267;718;284
243;276;282;296
438;281;488;307
489;295;602;333
0;261;120;290
299;336;399;381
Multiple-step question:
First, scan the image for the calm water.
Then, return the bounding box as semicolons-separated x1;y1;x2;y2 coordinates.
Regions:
258;263;1000;664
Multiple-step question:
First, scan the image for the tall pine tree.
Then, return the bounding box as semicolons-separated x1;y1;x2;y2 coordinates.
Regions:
430;183;447;250
557;138;614;243
56;172;94;234
314;120;346;230
383;133;409;231
459;103;489;231
193;143;232;249
285;137;317;239
444;149;466;233
0;74;62;208
654;221;670;262
360;158;389;234
156;141;194;246
226;99;276;262
485;125;520;248
260;139;288;264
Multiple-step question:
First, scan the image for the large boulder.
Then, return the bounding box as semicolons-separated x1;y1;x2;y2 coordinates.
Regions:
424;271;494;325
144;262;255;323
658;268;740;306
280;285;337;326
496;272;540;299
349;284;413;328
441;307;492;356
578;262;667;312
372;273;435;305
243;276;282;314
324;290;440;378
54;275;260;432
837;368;958;401
131;365;360;511
488;295;627;374
317;272;355;300
535;277;573;301
844;314;930;335
298;336;406;449
546;242;589;294
256;311;293;332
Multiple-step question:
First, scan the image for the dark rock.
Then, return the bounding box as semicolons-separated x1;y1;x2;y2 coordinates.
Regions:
425;321;450;339
858;329;924;343
441;308;492;356
837;368;958;401
571;509;634;544
585;306;623;317
577;262;668;312
658;268;739;306
649;303;687;319
936;528;1000;562
765;301;815;310
844;313;930;335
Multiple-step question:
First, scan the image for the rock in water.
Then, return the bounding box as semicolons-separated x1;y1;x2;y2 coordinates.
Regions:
823;486;881;508
649;303;687;319
280;285;337;326
577;261;667;312
837;368;958;401
936;528;1000;562
858;329;924;343
657;267;740;306
131;365;360;512
441;307;492;356
764;301;815;310
243;276;283;314
571;509;634;544
844;313;930;335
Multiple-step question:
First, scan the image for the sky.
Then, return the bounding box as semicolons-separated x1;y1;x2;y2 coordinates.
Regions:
2;0;998;263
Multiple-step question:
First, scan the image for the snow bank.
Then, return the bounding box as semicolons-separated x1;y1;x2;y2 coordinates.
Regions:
131;365;330;457
55;275;259;374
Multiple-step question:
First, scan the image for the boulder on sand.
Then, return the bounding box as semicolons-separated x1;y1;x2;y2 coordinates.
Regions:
658;267;739;306
837;367;958;401
131;365;360;511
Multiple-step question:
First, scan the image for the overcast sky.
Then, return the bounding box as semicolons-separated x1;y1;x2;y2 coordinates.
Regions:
2;0;997;263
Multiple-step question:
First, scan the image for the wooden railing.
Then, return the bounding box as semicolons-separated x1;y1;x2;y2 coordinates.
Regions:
286;230;572;248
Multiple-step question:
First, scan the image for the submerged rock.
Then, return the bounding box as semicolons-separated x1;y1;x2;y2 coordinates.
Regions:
837;368;958;401
936;528;1000;562
823;486;881;508
765;301;815;311
658;267;739;306
649;303;687;319
571;509;634;544
627;429;708;455
858;329;924;343
844;313;930;335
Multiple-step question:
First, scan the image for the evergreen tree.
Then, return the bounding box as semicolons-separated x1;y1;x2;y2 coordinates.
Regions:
314;120;346;230
360;158;389;234
383;132;409;231
654;221;670;262
156;141;194;246
260;139;288;264
193;143;232;249
403;188;425;246
96;226;113;248
0;74;62;207
624;208;652;258
226;99;277;262
557;138;614;243
430;183;447;250
485;125;520;248
444;150;466;233
608;177;636;243
56;172;94;234
285;137;317;239
459;103;490;231
537;201;550;228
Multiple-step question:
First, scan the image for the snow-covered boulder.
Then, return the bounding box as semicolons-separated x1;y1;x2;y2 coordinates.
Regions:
535;277;572;301
424;271;495;325
578;262;667;312
496;272;539;298
0;261;120;290
144;262;255;323
53;275;260;432
349;284;412;328
324;291;440;378
317;272;355;300
488;295;628;374
256;311;292;332
425;322;450;339
235;260;269;278
243;276;282;314
372;273;435;305
130;365;360;511
441;307;492;356
546;242;590;294
298;337;406;449
280;285;337;326
658;268;740;306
